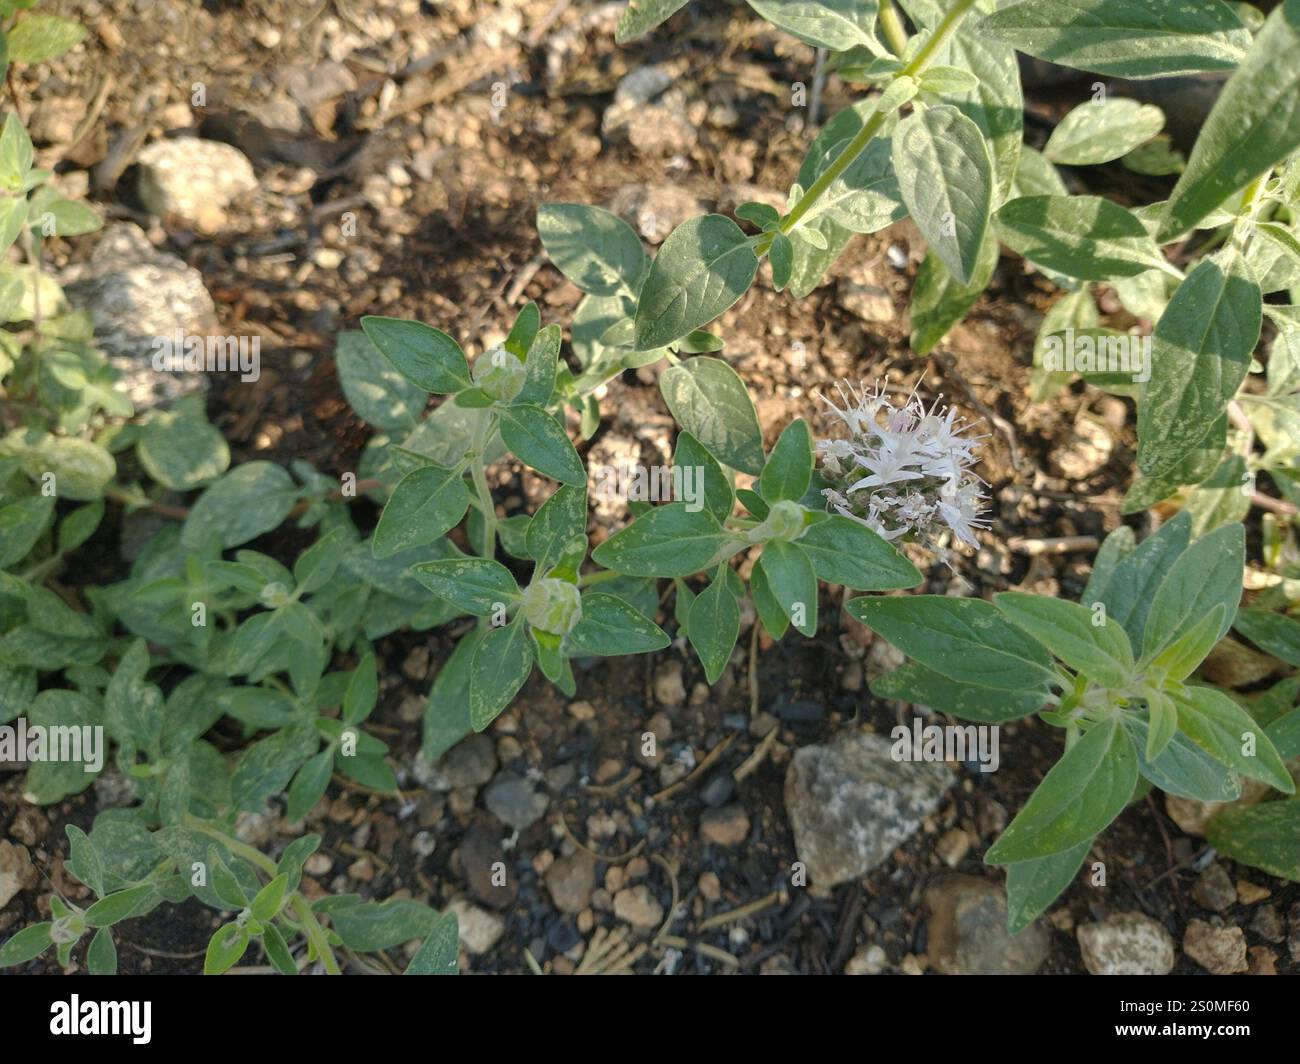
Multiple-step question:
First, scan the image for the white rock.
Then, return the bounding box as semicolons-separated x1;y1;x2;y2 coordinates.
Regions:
1078;911;1176;975
137;138;257;232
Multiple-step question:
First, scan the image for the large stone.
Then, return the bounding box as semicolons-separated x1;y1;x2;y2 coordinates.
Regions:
425;734;498;792
136;138;257;232
783;729;952;887
925;875;1050;975
60;223;217;412
1077;912;1176;975
0;840;37;909
447;898;505;956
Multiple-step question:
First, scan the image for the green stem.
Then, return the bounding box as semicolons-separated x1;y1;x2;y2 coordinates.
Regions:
577;569;624;588
878;0;911;57
759;0;979;254
470;409;498;564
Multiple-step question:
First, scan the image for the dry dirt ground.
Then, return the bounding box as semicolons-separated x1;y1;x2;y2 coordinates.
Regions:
1;0;1296;975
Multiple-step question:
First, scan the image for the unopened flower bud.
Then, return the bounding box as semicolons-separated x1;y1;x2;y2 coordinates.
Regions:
472;344;526;402
755;499;807;543
520;578;582;635
259;581;291;608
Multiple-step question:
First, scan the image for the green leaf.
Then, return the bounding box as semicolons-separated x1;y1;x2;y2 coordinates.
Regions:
909;232;999;355
769;232;794;291
1087;510;1190;649
358;316;471;394
0;493;54;567
1010;147;1068;200
404;911;460;975
568;592;670;656
891;105;993;285
1044;98;1165;166
422;628;481;764
1137;259;1261;477
1120;714;1241;802
1158;0;1300;240
1140;523;1243;659
286;749;334;821
749;560;789;640
0;923;52;967
757;541;817;637
260;923;297;975
986;717;1138;863
9;430;115;500
469;618;534;731
410;558;520;616
995;195;1167;280
759;419;812;502
1151;605;1226;683
615;0;691;42
672;431;734;523
1171;684;1295;793
847;595;1057;691
7;15;86;63
0;114;31;192
659;356;764;475
516;324;561;406
334;330;428;430
204;923;250;975
977;0;1251;80
746;0;883;52
86;927;117;975
343;652;378;725
229;723;318;812
1265;708;1300;761
373;466;470;558
329;898;439;951
1205;800;1300;881
993;592;1134;687
249;874;289;923
136;399;230;490
23;689;102;804
181;461;297;550
633;215;758;351
498;405;586;484
85;884;157;928
526;483;588;576
591;503;733;577
871;662;1046;723
537;204;648;296
293;527;348;595
685;570;741;683
1234;608;1300;668
1004;840;1091;933
105;638;162;754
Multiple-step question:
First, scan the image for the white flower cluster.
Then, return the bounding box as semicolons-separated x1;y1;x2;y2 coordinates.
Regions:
816;380;989;553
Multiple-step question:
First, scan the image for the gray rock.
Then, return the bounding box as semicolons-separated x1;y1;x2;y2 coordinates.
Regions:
60;223;217;411
544;851;596;914
783;729;952;887
1191;863;1236;912
426;734;497;791
1077;912;1176;975
607;184;707;244
136;138;257;232
615;65;674;106
0;840;37;909
925;875;1050;975
484;772;549;831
